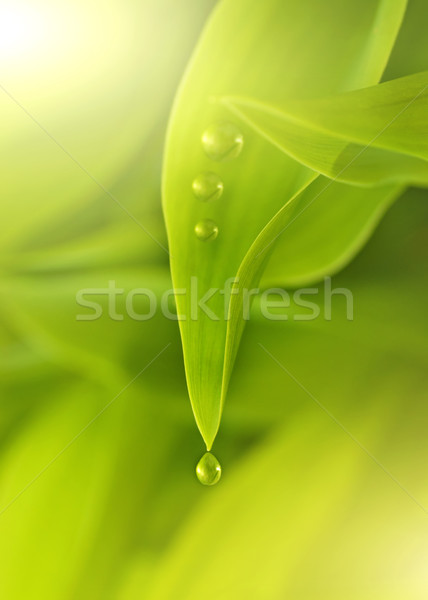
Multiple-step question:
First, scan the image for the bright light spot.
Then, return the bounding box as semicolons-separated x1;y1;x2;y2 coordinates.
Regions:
0;3;48;58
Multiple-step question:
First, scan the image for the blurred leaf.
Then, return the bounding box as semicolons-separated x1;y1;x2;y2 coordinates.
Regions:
0;374;193;600
163;0;407;448
147;406;428;600
383;0;428;80
0;383;123;600
0;0;215;251
0;267;173;386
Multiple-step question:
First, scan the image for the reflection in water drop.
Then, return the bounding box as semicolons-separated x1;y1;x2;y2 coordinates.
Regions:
192;172;224;202
194;219;219;241
196;452;222;486
202;121;244;162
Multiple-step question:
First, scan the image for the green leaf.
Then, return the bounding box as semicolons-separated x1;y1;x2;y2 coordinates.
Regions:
383;0;428;80
163;0;407;448
261;178;403;287
220;70;428;187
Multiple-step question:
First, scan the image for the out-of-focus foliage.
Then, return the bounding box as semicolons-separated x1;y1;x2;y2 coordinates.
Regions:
0;1;427;599
2;189;426;599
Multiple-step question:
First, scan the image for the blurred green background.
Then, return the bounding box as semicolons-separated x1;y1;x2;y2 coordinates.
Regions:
0;0;427;598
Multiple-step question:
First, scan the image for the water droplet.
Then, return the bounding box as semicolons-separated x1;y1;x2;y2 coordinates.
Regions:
192;172;224;202
196;452;222;486
202;121;244;161
194;219;219;242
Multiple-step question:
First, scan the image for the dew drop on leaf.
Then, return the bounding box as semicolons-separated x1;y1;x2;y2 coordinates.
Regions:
192;171;224;202
194;219;219;241
196;452;222;486
201;121;244;161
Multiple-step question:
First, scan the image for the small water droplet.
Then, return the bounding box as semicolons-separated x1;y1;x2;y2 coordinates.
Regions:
196;452;222;486
202;121;244;161
192;172;224;202
194;219;219;242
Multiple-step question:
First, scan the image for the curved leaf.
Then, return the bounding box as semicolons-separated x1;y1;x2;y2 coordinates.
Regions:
163;0;408;448
261;178;403;287
221;70;428;187
383;0;428;80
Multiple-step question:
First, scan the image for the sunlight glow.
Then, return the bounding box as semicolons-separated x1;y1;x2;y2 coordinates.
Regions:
0;3;49;58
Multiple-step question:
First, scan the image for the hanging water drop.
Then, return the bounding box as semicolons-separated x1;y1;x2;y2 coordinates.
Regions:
194;219;219;241
196;452;222;486
202;121;244;161
192;172;224;202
